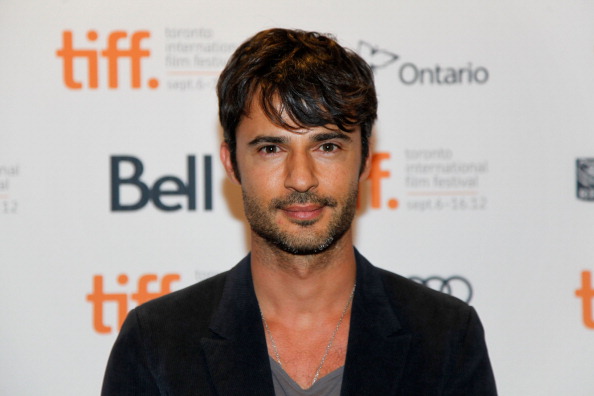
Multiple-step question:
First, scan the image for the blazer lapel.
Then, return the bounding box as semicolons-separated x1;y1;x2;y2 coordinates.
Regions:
341;251;412;396
199;251;411;395
200;255;275;396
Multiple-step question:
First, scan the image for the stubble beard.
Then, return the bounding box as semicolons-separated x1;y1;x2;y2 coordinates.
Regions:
242;186;358;256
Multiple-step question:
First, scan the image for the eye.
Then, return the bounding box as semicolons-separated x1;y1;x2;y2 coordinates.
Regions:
319;143;339;152
259;145;280;154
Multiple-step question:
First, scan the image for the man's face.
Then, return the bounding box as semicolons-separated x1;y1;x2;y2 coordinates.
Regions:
221;100;370;255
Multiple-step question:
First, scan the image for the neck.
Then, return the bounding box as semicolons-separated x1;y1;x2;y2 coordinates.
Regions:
251;230;357;322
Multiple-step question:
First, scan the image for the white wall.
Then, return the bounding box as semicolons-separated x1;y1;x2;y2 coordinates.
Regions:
1;1;593;394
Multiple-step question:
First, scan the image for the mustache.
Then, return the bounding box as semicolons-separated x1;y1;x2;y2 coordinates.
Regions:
271;191;338;209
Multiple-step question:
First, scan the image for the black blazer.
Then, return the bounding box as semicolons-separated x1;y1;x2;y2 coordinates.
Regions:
102;250;497;395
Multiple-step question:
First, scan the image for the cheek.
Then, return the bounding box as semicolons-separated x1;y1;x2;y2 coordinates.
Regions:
240;166;283;197
324;163;360;185
240;152;286;178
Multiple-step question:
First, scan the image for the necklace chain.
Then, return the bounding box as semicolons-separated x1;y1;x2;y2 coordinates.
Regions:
259;282;356;387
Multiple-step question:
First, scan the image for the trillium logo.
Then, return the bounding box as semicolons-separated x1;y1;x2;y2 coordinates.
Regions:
356;41;489;85
356;41;399;71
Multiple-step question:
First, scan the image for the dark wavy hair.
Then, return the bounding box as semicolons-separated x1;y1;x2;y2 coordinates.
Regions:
217;28;377;178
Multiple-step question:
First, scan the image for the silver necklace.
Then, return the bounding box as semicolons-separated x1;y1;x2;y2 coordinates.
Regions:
259;282;356;386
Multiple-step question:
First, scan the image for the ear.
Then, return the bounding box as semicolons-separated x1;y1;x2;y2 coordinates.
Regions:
220;142;240;185
359;150;372;182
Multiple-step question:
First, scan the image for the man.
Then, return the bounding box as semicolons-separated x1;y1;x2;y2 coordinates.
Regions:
102;28;497;395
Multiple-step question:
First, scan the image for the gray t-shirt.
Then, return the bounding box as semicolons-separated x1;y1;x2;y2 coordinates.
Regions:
269;357;344;396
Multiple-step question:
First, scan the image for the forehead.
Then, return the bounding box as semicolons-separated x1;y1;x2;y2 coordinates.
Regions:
236;95;360;140
238;100;301;137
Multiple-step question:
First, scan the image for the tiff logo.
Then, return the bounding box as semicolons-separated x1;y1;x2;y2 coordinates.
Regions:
56;30;159;89
575;270;594;329
366;152;399;210
86;273;180;334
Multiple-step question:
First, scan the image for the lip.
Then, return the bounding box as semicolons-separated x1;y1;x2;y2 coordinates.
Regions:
281;204;324;221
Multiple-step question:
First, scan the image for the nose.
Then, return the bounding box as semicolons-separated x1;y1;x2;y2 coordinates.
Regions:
284;151;319;192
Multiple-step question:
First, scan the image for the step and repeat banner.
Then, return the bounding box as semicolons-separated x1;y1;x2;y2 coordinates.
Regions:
1;0;593;394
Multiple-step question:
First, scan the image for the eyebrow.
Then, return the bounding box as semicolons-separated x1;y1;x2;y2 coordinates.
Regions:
247;136;289;146
311;131;352;143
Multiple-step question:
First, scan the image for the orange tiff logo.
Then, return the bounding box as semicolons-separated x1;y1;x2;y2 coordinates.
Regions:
367;152;399;210
56;30;158;89
86;273;180;334
575;270;594;329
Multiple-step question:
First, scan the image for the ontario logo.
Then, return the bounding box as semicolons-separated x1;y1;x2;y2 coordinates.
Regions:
56;30;158;89
357;41;489;85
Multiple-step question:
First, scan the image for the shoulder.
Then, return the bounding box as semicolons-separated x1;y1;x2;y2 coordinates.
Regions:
354;249;477;337
379;267;470;310
376;268;496;394
102;271;233;395
132;270;229;336
379;266;475;329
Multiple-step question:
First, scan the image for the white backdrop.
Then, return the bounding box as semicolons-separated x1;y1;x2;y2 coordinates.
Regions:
1;1;593;394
